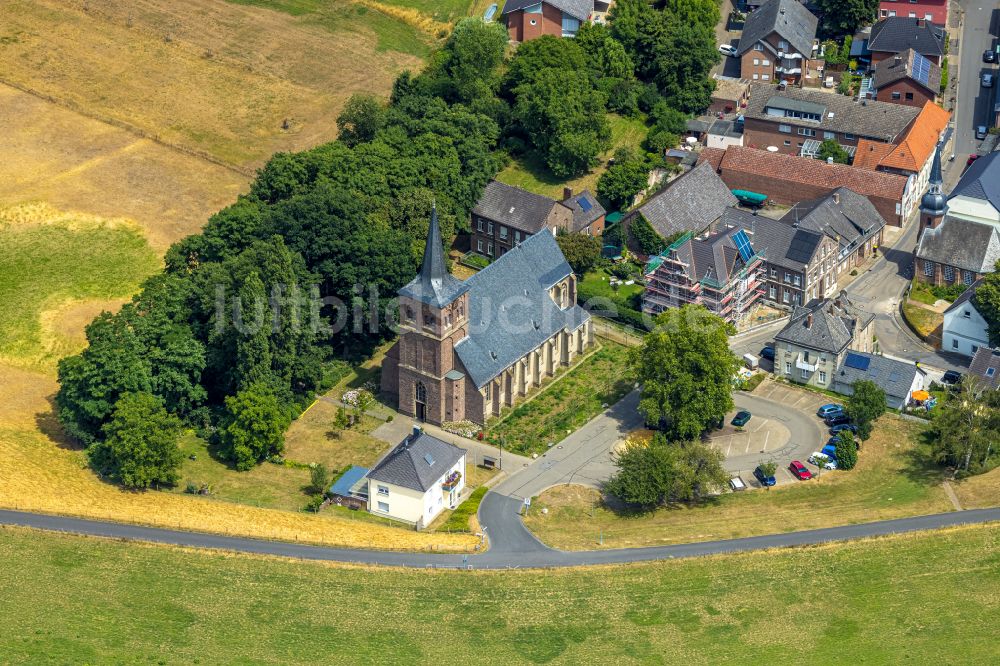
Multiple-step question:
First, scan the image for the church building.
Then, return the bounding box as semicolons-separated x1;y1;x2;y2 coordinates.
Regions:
381;207;594;426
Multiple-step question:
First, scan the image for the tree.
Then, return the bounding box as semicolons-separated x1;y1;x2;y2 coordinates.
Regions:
336;94;386;147
426;18;509;104
597;154;649;209
817;139;850;164
331;407;350;438
309;464;331;495
629;305;740;442
835;431;858;470
758;459;778;488
816;0;878;37
846;380;886;441
88;393;183;490
928;378;999;475
605;435;728;509
222;382;291;470
556;233;602;275
972;261;1000;347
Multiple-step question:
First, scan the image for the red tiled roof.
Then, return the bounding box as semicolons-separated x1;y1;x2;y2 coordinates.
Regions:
698;147;726;172
853;140;896;171
878;102;950;173
709;146;908;200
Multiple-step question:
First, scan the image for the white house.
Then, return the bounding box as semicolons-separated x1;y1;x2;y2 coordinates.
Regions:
832;351;926;410
942;280;990;358
366;427;466;529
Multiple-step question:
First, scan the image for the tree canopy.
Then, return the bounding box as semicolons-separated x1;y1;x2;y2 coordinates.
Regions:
817;139;850;165
816;0;878;37
629;305;740;441
597;149;649;209
556;232;602;275
928;378;1000;476
972;261;1000;347
846;380;886;441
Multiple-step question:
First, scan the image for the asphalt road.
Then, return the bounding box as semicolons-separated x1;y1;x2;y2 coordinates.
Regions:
3;506;998;569
952;1;998;160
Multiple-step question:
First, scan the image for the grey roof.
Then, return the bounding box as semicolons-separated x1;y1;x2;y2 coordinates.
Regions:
736;0;818;57
686;116;715;134
329;465;369;498
399;206;470;308
473;181;566;234
501;0;592;20
454;230;590;388
775;293;875;354
920;146;948;217
563;190;606;232
745;86;921;142
833;352;921;402
367;431;466;492
868;17;945;58
668;226;749;287
943;278;981;316
873;48;941;92
915;216;1000;273
782;187;886;254
969;347;1000;389
721;208;824;271
708;119;743;139
950;152;1000;213
633;162;738;239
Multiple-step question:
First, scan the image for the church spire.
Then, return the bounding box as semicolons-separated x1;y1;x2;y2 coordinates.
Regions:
398;203;470;308
418;203;448;289
920;146;947;219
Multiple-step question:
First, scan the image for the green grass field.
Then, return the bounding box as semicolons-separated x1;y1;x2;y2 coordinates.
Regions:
487;341;635;454
0;209;160;368
1;523;999;662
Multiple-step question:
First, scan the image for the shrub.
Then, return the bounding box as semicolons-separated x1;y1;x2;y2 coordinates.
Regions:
304;494;325;513
835;432;858;470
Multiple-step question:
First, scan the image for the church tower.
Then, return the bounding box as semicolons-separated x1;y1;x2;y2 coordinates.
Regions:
919;146;948;230
394;206;470;425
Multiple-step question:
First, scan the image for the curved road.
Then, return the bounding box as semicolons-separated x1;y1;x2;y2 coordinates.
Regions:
2;505;998;569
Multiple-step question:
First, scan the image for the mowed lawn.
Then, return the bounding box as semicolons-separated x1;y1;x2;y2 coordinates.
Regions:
0;205;161;369
2;524;1000;662
525;416;957;550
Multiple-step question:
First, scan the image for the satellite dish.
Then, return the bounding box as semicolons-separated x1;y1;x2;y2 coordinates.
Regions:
767;146;779;152
686;136;698;145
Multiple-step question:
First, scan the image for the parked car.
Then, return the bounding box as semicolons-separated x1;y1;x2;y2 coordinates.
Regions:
822;443;839;459
977;126;989;140
817;404;843;418
968;154;981;167
830;423;858;435
760;346;776;361
729;476;747;491
808;452;838;470
719;44;738;57
789;460;813;480
982;72;994;88
824;413;852;427
732;410;752;427
985;49;998;64
941;370;962;385
753;465;776;487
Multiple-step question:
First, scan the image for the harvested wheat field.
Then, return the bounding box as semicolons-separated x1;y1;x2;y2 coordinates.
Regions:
0;0;427;168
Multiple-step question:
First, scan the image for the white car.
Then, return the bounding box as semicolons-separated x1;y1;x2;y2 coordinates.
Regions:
719;44;738;57
729;476;747;491
808;452;838;470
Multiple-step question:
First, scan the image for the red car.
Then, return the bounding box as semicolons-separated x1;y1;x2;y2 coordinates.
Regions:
789;460;813;480
967;154;980;167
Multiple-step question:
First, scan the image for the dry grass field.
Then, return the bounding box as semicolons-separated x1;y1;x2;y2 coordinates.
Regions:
0;0;427;169
2;523;999;662
525;416;960;550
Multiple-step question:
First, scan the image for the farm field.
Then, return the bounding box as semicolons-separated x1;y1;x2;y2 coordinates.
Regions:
524;417;960;550
2;523;999;662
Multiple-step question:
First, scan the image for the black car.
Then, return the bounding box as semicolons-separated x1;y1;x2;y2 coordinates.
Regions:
760;346;775;361
824;414;852;427
941;370;962;385
985;49;997;64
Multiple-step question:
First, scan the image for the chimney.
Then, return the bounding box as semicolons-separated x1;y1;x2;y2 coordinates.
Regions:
563;187;573;201
827;157;834;165
832;192;840;204
412;424;422;438
806;313;813;328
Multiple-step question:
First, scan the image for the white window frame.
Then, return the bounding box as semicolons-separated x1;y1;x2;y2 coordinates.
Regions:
377;501;390;513
377;485;389;496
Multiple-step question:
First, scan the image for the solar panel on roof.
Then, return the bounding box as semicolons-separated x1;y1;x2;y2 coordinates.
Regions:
912;52;932;87
845;353;871;371
732;229;754;262
786;229;818;265
578;196;593;212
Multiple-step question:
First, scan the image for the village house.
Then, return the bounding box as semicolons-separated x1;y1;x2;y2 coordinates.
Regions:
501;0;606;42
381;206;593;426
831;352;926;410
642;224;765;326
742;86;921;160
867;16;946;66
773;293;877;390
735;0;819;87
699;145;910;226
366;427;467;529
969;347;1000;388
470;181;603;260
942;280;990;358
915;151;1000;287
872;49;941;108
879;0;948;25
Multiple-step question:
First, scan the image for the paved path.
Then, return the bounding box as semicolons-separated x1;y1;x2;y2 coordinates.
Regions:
3;506;997;569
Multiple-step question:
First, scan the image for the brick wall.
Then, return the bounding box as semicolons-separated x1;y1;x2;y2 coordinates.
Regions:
507;4;563;42
875;78;937;108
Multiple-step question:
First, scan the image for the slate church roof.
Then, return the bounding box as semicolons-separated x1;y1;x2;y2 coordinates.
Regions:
454;230;590;388
916;217;1000;273
367;430;465;492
